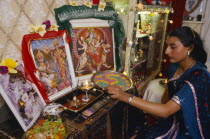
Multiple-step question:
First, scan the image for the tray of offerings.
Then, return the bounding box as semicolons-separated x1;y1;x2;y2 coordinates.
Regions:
54;88;104;113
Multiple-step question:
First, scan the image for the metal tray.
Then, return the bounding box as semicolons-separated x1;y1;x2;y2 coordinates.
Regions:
91;70;133;91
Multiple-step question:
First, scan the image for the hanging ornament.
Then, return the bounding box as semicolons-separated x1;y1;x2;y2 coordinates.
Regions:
150;12;155;16
137;3;144;10
165;10;170;14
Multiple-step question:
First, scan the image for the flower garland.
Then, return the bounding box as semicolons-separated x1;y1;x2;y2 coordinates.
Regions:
29;20;59;36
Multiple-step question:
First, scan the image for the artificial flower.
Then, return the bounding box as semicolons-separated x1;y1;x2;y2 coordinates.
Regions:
0;58;17;73
0;66;9;74
70;0;78;6
29;24;36;33
84;1;92;8
50;25;59;31
98;1;106;11
42;20;51;30
34;25;46;36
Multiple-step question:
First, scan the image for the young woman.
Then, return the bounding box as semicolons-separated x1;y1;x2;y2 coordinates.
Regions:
106;26;210;138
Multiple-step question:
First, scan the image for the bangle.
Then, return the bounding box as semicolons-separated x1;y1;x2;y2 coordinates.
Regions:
128;94;134;104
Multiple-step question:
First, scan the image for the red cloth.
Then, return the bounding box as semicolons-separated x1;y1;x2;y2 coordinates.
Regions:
93;0;99;4
21;30;71;104
167;0;186;32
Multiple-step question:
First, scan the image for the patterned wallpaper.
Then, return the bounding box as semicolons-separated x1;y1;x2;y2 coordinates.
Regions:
0;0;75;62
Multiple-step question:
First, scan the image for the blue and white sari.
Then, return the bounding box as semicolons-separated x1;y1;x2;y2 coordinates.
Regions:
139;62;210;139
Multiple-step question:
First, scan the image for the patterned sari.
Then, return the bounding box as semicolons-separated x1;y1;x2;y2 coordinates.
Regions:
138;62;210;139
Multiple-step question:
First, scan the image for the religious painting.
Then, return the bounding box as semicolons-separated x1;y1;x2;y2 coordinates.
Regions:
22;30;76;101
136;13;165;38
136;13;152;38
70;19;115;82
0;64;46;131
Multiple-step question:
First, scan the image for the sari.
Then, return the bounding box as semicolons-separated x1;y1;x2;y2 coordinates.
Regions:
138;62;210;139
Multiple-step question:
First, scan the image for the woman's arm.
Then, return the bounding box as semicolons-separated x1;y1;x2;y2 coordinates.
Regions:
161;87;169;104
105;85;181;118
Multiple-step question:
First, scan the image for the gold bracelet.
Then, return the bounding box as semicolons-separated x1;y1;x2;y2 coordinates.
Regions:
128;94;134;104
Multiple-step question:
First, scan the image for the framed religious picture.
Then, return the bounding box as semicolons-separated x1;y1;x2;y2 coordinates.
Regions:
70;18;115;82
22;30;76;102
0;63;46;131
54;5;125;78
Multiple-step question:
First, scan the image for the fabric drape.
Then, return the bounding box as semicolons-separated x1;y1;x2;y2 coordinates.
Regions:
21;30;71;103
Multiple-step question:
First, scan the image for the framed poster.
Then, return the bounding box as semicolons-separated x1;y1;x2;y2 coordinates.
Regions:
22;30;76;102
70;19;115;82
0;64;46;131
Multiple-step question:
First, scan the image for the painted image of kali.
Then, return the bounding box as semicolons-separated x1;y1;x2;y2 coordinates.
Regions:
72;27;115;76
30;37;72;96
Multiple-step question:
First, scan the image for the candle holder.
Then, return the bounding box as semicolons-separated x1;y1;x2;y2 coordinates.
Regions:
79;80;94;102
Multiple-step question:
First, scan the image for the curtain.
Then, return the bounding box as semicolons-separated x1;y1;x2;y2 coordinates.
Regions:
167;0;187;32
200;0;210;71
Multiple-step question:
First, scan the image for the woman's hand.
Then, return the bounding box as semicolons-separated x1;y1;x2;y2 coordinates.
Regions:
105;85;130;103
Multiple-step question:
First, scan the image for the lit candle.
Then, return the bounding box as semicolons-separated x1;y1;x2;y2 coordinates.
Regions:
123;71;128;76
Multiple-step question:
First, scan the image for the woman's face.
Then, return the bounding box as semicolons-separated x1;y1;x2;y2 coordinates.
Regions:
165;36;190;63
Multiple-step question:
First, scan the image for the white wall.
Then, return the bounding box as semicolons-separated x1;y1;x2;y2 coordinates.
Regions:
183;0;210;71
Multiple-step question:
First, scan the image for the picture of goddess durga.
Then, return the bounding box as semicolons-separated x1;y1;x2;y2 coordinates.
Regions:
72;27;114;76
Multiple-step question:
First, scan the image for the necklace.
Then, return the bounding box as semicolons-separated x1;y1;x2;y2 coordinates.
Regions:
173;61;196;88
174;61;196;78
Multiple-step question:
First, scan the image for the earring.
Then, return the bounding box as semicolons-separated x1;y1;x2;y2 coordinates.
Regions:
187;51;190;56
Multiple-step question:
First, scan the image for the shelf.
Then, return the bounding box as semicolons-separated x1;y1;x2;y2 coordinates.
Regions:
182;20;205;24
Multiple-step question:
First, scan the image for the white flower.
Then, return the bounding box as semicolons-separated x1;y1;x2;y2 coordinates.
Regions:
98;1;106;11
70;0;79;6
34;25;46;36
84;1;92;8
50;25;59;31
29;24;36;33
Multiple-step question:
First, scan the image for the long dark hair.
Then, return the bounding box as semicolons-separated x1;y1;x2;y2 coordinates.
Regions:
168;26;207;64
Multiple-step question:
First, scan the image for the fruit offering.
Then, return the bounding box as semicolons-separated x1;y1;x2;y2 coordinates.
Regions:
25;118;66;139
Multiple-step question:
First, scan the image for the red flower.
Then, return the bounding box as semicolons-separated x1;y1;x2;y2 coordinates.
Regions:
194;72;199;75
204;103;208;107
0;66;9;74
42;20;51;30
